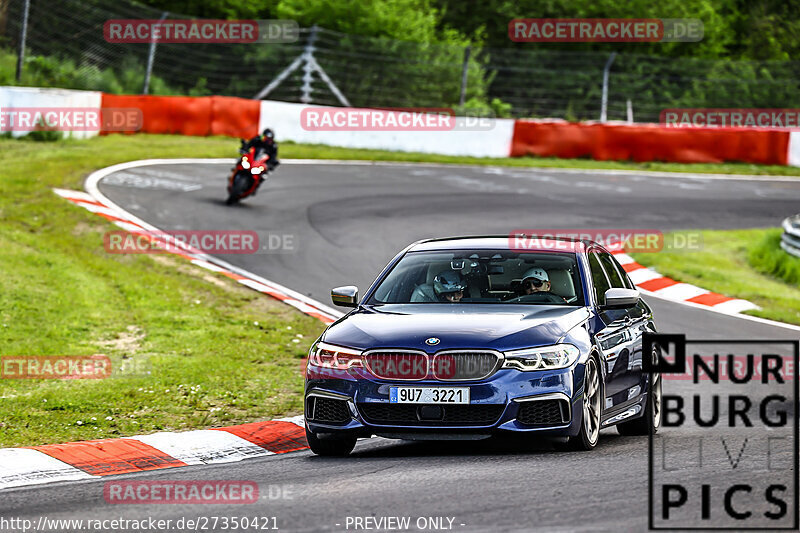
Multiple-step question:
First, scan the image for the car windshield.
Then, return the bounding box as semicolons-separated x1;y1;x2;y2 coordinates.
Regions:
367;250;584;305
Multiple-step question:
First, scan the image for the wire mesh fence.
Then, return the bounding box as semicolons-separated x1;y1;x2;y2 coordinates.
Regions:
3;0;800;122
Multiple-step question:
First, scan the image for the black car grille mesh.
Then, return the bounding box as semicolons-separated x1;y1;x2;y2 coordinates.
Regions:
431;352;500;380
358;403;504;426
307;396;350;425
516;399;569;426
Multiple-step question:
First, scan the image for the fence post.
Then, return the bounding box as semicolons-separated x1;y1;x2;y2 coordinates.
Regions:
300;25;319;104
14;0;30;82
626;99;633;123
142;11;168;95
459;45;471;107
600;52;617;123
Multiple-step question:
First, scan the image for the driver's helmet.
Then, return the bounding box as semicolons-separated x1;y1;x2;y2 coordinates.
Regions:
433;270;466;299
521;267;549;288
261;128;275;142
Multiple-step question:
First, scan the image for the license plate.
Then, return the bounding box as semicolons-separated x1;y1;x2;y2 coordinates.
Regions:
389;387;470;404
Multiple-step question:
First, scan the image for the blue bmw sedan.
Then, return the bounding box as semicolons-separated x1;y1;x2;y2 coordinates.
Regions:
304;236;662;456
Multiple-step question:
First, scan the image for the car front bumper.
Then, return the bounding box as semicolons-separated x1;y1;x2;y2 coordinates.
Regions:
304;364;587;439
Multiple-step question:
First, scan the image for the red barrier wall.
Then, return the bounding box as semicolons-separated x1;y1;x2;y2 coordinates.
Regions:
511;120;790;166
100;94;259;139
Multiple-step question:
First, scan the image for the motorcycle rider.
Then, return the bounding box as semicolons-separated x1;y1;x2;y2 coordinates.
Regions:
239;128;279;194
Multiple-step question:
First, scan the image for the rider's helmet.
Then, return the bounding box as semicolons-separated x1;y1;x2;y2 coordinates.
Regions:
433;270;466;300
262;128;275;143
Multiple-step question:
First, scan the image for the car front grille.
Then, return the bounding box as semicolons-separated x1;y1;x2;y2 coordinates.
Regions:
306;396;351;425
358;403;504;426
363;350;501;381
516;399;569;426
363;351;428;380
431;351;501;380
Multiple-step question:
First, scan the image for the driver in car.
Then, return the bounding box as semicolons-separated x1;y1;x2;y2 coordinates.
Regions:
520;267;551;295
433;270;467;302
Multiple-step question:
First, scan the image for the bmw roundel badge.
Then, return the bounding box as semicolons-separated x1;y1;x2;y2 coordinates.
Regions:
425;337;440;346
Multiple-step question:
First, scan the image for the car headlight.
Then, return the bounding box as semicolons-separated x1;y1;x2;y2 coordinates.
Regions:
308;342;363;369
502;344;580;371
241;157;250;169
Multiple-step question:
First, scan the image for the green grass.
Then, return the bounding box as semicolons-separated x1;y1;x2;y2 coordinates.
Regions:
0;134;327;447
630;229;800;325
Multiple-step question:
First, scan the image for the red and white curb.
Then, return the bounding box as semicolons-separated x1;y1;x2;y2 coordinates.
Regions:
604;243;759;314
0;416;305;490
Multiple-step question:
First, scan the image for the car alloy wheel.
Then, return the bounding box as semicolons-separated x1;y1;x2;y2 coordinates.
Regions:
583;357;601;445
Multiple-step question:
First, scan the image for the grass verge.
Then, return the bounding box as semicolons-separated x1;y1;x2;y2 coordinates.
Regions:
0;134;326;447
630;229;800;326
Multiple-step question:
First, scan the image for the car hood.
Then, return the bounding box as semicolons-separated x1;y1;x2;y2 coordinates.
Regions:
322;304;590;352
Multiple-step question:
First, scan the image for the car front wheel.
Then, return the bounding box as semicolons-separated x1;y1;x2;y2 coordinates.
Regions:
567;357;602;451
305;427;357;457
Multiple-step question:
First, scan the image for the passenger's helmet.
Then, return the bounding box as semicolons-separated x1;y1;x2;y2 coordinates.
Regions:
262;128;275;141
433;270;466;298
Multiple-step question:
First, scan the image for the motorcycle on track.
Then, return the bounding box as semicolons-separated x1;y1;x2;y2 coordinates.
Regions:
226;146;271;205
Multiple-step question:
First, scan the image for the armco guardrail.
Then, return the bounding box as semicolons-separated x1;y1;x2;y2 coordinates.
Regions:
781;215;800;257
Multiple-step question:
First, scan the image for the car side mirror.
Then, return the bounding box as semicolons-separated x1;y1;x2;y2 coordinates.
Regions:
602;288;640;309
331;285;358;307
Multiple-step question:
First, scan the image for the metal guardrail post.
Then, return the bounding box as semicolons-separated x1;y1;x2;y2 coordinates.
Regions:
780;215;800;258
14;0;30;82
142;11;168;95
600;52;617;123
459;45;471;107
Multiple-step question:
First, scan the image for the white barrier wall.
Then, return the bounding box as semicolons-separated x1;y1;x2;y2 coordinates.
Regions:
259;100;515;158
788;132;800;167
0;86;102;139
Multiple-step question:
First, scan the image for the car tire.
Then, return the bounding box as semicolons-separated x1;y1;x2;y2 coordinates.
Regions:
305;427;357;457
617;346;662;436
566;356;602;451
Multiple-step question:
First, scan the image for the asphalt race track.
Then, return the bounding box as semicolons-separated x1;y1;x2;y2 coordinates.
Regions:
4;161;800;531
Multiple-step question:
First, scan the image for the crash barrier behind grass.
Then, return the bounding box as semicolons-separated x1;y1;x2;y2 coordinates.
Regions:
4;85;800;164
781;215;800;258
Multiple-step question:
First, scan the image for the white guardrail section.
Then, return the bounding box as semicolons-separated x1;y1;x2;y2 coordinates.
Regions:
258;100;516;158
781;214;800;257
0;86;102;139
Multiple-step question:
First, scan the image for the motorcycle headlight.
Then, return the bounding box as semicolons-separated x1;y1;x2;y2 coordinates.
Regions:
502;344;580;371
241;157;250;169
309;342;363;369
251;166;264;175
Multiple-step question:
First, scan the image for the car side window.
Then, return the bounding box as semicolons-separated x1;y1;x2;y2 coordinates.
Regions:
598;252;626;289
588;251;611;306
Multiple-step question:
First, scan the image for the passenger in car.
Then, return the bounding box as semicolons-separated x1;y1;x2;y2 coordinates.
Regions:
433;270;467;302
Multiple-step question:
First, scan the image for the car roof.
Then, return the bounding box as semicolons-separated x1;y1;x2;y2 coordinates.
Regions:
408;235;599;253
